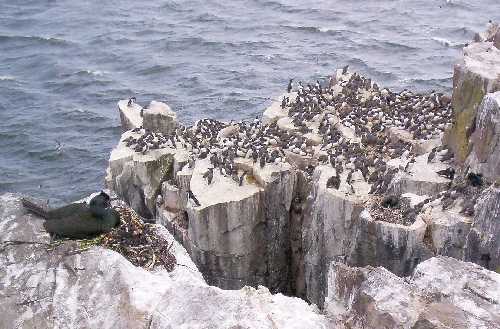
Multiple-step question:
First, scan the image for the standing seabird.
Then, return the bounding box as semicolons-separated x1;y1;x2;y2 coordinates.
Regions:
287;79;293;93
187;190;201;207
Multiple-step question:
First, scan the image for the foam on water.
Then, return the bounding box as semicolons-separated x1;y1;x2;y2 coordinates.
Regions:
0;0;498;205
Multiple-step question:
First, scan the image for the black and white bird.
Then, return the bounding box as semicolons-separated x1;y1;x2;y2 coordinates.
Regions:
187;190;201;207
287;79;293;93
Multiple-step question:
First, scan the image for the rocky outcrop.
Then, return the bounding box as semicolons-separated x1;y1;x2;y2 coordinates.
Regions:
474;21;500;49
142;100;177;135
464;186;500;272
170;157;298;292
350;209;430;277
118;99;142;131
325;256;500;329
105;23;500;315
118;99;178;135
302;165;368;306
466;92;500;181
446;40;500;162
0;193;331;329
262;92;297;125
105;131;177;218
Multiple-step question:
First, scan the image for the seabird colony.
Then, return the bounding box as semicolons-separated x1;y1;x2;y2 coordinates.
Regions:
121;69;485;223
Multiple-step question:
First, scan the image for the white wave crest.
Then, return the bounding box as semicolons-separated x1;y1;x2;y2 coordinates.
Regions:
0;75;15;81
432;37;464;48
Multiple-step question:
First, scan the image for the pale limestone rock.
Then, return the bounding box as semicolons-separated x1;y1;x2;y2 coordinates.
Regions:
423;202;472;260
464;186;500;272
283;150;315;169
217;124;239;139
184;158;297;292
302;165;368;306
389;154;451;196
276;116;298;133
106;131;175;218
142;100;177;134
262;92;296;125
466;92;500;181
387;127;441;155
325;256;500;329
161;181;182;211
351;209;430;277
0;194;331;329
446;42;500;162
118;99;142;131
156;207;189;245
473;21;500;49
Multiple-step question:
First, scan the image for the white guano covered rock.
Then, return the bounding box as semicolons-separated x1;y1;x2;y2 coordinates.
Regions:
0;194;331;329
118;99;142;131
389;153;451;196
262;92;296;125
424;201;472;260
142;100;177;134
106;131;176;218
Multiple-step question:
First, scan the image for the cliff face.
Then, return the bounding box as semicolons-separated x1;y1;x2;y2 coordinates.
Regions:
445;36;500;162
0;194;331;329
104;23;500;311
465;92;500;181
3;193;499;329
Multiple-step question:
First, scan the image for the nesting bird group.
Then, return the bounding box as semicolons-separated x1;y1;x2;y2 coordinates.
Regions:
123;68;458;213
123;127;176;154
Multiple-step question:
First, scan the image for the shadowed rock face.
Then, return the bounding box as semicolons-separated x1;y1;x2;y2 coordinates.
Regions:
464;186;500;272
0;194;331;329
325;256;500;329
466;92;500;181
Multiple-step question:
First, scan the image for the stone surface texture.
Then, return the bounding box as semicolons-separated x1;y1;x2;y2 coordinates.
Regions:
105;131;176;218
0;194;331;329
446;41;500;162
142;100;177;134
466;92;500;181
464;186;500;272
325;256;500;329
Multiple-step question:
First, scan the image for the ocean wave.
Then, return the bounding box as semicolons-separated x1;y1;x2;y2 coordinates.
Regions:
0;75;15;81
431;37;465;48
253;0;323;15
194;13;224;22
0;34;71;46
282;24;341;35
136;64;174;76
442;0;470;9
74;70;107;77
56;108;111;123
399;77;453;92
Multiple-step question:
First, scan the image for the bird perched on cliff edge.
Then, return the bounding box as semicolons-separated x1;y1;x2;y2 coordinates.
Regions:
287;79;293;93
187;190;201;207
21;191;120;239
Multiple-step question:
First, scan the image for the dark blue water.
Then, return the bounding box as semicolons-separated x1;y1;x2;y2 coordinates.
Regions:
1;0;498;205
